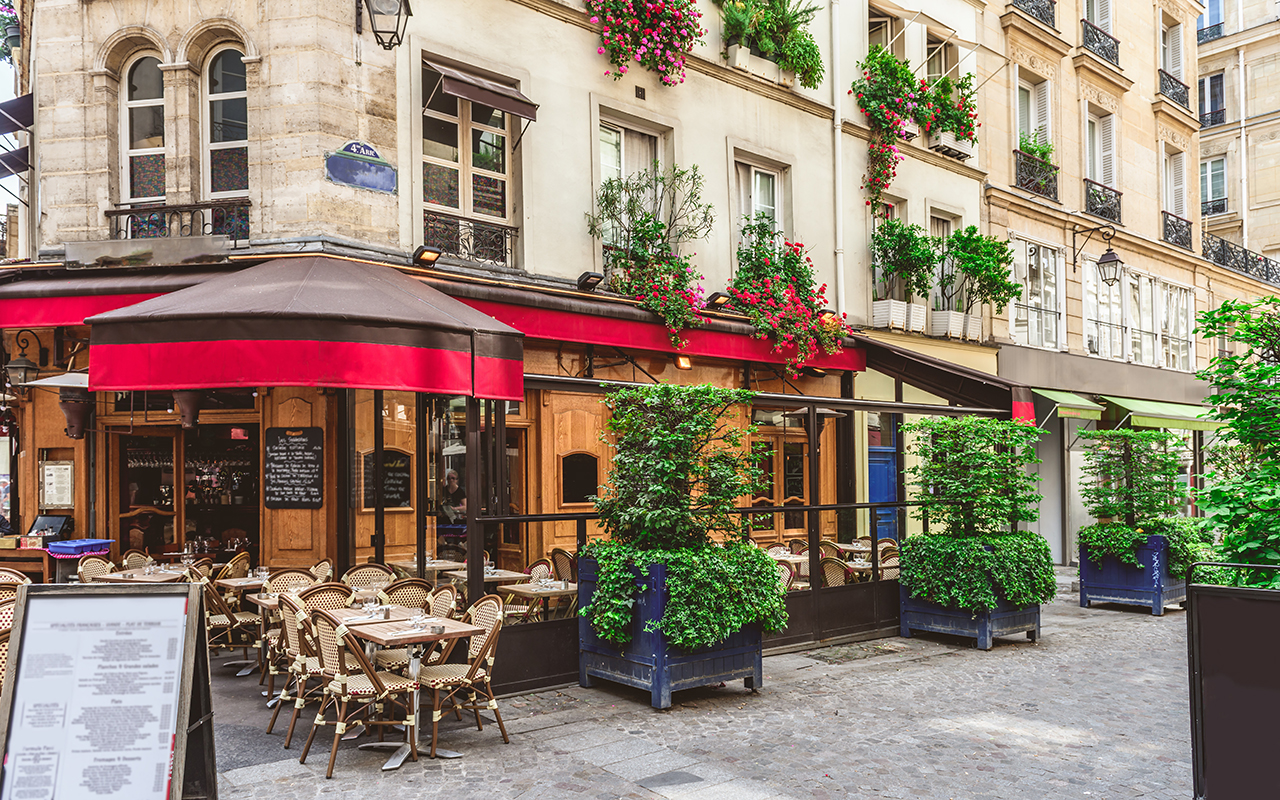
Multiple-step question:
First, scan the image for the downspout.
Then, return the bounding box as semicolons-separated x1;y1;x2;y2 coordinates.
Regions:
1238;46;1248;249
831;0;846;317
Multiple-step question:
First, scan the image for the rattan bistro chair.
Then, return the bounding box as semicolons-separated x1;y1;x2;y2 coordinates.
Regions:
377;577;432;610
789;538;808;554
820;556;853;588
341;563;395;588
121;549;150;570
199;577;261;657
267;593;359;748
77;554;114;583
878;552;901;581
818;540;842;560
300;609;420;778
776;561;795;592
550;548;577;583
0;569;32;603
310;559;333;582
0;630;10;696
0;598;16;630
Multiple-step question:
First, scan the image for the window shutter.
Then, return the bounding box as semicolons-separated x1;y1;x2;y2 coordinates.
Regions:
1171;151;1186;217
1033;81;1051;144
1098;0;1112;33
1170;24;1183;79
1100;115;1115;187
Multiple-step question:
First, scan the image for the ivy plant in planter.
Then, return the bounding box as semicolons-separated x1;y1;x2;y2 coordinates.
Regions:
587;0;706;85
932;226;1020;341
586;161;715;347
578;383;788;708
869;216;935;333
898;416;1055;650
718;0;825;89
1076;429;1203;614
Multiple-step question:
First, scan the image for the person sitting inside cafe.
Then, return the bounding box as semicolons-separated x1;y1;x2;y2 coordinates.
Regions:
120;505;175;554
440;469;466;522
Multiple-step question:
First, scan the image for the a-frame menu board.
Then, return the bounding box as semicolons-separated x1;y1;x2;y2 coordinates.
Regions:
0;583;216;799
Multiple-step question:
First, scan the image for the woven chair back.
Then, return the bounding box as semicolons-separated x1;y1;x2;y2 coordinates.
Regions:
817;541;842;559
429;585;458;619
766;544;791;557
0;586;17;605
820;557;851;588
879;547;899;563
225;551;251;579
0;568;30;585
464;595;504;663
78;555;114;583
309;609;349;678
192;558;214;578
880;554;900;581
201;578;238;621
788;538;807;554
267;568;317;594
877;538;897;549
309;559;333;582
298;582;354;613
341;563;395;588
278;594;307;657
775;561;795;591
525;559;553;580
0;599;15;630
0;629;10;691
550;548;577;582
380;578;432;609
121;550;150;570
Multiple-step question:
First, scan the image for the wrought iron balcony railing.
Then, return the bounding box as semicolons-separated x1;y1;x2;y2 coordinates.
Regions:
1200;108;1226;127
1203;231;1280;286
1198;23;1224;44
423;210;518;268
1012;0;1056;28
1084;179;1122;224
1162;210;1192;250
1014;150;1059;201
1202;197;1227;217
105;199;250;241
1159;69;1191;110
1081;19;1120;66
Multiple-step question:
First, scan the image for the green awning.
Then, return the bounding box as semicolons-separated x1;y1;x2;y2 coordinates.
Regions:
1032;389;1104;420
1100;396;1223;431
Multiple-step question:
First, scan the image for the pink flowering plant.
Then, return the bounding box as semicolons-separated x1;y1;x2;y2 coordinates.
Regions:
726;216;852;375
587;0;707;86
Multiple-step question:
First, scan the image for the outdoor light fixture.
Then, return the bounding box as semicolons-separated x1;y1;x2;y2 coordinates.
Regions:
359;0;412;50
58;387;92;439
1071;224;1123;286
818;309;838;322
577;271;604;292
782;406;847;435
801;366;828;378
173;390;205;430
673;354;693;370
3;329;45;396
412;245;442;266
705;292;730;310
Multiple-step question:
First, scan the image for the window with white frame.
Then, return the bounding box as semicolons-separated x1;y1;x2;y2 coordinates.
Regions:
1016;73;1050;151
737;163;779;224
1012;239;1060;349
1164;148;1187;218
1199;73;1225;123
926;37;953;83
930;215;959;311
1085;113;1115;187
1198;0;1223;30
869;8;895;53
1084;259;1124;359
206;48;248;200
1201;157;1226;215
598;121;659;247
1127;272;1158;366
123;55;166;203
423;66;512;222
1085;0;1112;34
1160;22;1183;80
1162;282;1193;370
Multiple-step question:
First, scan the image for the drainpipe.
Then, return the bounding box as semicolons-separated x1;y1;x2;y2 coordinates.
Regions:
831;0;846;317
1238;46;1248;249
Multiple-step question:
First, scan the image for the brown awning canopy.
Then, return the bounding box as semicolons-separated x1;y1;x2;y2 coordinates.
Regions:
423;60;537;122
0;146;29;178
85;256;525;399
0;94;33;136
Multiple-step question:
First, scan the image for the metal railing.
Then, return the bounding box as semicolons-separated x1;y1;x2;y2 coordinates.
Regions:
105;199;251;240
1086;319;1125;359
1198;23;1224;43
423;210;518;268
1013;303;1060;349
1082;19;1120;66
1203;231;1280;286
1012;0;1056;28
1014;149;1059;201
1162;210;1193;250
1202;197;1227;217
1200;108;1226;127
1084;179;1122;224
1159;69;1191;110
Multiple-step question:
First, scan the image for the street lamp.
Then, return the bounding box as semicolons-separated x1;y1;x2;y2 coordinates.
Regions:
360;0;412;50
1071;224;1124;286
3;329;45;396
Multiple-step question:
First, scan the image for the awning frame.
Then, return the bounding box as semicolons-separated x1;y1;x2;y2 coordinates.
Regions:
1100;395;1223;431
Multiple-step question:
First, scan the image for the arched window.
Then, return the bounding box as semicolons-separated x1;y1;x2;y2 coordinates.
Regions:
205;47;248;198
122;55;165;202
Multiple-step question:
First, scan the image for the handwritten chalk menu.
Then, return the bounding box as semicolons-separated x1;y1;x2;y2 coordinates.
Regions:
0;593;189;800
264;427;324;509
361;449;413;510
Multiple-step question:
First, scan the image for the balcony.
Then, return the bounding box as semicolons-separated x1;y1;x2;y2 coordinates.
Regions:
1198;23;1224;44
1158;69;1191;110
1012;0;1056;28
1202;197;1228;217
1161;210;1192;250
1084;180;1122;224
1081;19;1120;66
423;210;518;268
1014;150;1059;201
1200;108;1226;127
105;199;250;241
1203;231;1280;286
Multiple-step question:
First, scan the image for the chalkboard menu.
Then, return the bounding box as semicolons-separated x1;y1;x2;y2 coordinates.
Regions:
264;427;324;509
362;449;413;510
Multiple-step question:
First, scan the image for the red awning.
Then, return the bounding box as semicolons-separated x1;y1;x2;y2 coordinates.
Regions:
85;256;525;399
0;268;231;327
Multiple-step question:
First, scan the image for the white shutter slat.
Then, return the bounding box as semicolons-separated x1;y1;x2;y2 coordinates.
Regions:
1170;24;1183;79
1098;0;1112;33
1034;81;1050;144
1171;151;1186;217
1100;115;1115;187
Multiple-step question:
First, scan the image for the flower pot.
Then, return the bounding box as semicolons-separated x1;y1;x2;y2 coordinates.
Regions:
898;120;920;141
578;556;763;709
927;130;976;161
727;43;751;71
1079;535;1187;616
929;309;966;339
779;69;796;88
904;301;928;333
871;298;908;330
900;586;1041;650
963;312;982;341
4;25;18;51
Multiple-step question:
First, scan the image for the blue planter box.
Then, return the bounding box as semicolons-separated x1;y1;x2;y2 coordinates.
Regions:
899;585;1041;650
1079;534;1186;616
578;556;763;710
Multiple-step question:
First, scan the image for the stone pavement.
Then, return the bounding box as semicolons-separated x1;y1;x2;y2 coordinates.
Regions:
213;584;1192;799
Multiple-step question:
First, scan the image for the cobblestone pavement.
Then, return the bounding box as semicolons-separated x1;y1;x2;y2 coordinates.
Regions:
213;587;1192;799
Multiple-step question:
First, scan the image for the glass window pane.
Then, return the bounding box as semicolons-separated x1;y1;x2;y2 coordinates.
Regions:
422;70;458;117
129;154;165;199
423;162;460;208
128;57;164;101
129;106;165;149
472;103;505;129
209;50;246;95
561;454;598;504
472;174;506;217
210;97;248;142
423;117;459;162
209;147;248;194
1018;87;1032;137
753;171;776;219
600;125;622;184
472;129;506;173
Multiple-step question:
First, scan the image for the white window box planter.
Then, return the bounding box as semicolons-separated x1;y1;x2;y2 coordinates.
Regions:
927;130;976;161
904;301;928;333
929;311;983;341
725;44;793;88
964;312;982;341
871;298;908;330
899;120;920;141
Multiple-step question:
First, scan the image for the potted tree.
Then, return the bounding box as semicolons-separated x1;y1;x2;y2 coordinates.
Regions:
898;416;1055;650
578;383;789;709
1076;429;1203;615
931;226;1020;341
718;0;825;90
869;216;934;333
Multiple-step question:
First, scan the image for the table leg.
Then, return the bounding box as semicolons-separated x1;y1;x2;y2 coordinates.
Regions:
357;642;462;765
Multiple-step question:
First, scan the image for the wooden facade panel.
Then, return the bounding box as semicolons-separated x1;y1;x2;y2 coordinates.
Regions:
262;388;327;566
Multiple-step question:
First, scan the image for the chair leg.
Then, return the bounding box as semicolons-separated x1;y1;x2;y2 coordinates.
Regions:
430;689;442;759
266;671;291;734
284;675;308;749
326;699;348;779
406;698;418;763
470;691;484;731
299;692;328;764
485;682;510;744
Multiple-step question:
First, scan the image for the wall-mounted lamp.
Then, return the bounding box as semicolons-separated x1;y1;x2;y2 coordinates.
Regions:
3;329;46;397
673;354;693;370
59;387;93;439
818;309;838;323
705;292;730;310
782;406;847;436
1071;224;1123;286
173;391;205;430
359;0;412;50
801;366;828;378
413;245;442;266
577;271;604;292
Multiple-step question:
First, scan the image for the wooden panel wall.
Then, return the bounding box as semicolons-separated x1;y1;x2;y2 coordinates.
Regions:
260;388;333;567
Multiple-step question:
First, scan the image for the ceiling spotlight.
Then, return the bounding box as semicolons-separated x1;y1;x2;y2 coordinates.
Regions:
801;366;828;378
577;271;605;292
413;245;443;266
705;292;730;310
673;354;692;370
